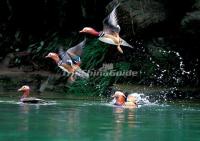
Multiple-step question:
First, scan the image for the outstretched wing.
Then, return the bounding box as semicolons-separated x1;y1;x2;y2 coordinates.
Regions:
67;38;86;64
67;38;86;57
103;4;120;34
58;47;73;65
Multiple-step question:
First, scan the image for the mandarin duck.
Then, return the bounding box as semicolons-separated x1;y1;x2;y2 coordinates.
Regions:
79;4;133;54
46;38;89;82
111;91;137;108
18;85;46;104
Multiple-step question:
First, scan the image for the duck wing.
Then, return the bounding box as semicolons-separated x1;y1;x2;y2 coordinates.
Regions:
59;47;73;65
103;4;120;34
67;38;86;57
67;38;86;64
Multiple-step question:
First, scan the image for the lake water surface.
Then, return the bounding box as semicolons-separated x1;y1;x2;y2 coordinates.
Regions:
0;98;200;141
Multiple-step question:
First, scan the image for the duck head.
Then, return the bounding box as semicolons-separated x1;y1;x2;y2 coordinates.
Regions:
79;27;100;37
18;85;30;98
45;52;60;63
111;91;126;106
125;94;138;108
127;95;137;103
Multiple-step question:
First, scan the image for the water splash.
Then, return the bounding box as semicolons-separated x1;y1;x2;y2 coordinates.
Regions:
160;50;191;75
110;93;158;107
128;93;155;106
148;49;193;84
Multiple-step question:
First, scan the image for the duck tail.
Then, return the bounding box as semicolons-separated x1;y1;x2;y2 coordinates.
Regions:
120;38;134;48
67;74;76;84
75;68;89;79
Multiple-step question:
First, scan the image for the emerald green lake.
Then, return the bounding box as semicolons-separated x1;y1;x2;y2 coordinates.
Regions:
0;98;200;141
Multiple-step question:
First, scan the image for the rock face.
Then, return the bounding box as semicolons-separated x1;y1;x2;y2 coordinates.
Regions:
181;1;200;37
107;0;167;37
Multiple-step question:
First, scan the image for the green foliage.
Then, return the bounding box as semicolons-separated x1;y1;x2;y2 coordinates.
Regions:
67;39;113;96
29;33;67;60
81;39;109;69
115;61;130;71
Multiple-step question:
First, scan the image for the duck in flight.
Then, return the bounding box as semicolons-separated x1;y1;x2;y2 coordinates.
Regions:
46;38;89;82
18;85;46;104
79;4;133;54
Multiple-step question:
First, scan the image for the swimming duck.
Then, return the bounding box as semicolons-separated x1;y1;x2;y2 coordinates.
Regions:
18;85;46;104
46;39;89;82
79;4;133;54
111;91;137;108
125;94;138;108
112;91;126;106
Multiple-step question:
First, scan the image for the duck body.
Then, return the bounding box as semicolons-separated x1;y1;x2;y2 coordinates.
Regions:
20;97;46;104
57;60;79;75
18;85;47;104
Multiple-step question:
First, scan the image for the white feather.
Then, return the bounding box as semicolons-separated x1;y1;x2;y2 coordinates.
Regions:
58;66;70;73
98;37;117;45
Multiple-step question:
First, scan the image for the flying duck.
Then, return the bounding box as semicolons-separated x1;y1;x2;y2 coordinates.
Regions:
79;4;133;54
46;38;89;82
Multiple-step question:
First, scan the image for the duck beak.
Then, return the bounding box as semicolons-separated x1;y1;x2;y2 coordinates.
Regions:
111;94;116;98
18;87;23;92
45;55;50;58
79;30;84;33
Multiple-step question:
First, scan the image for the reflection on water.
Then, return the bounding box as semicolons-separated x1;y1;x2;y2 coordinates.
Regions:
18;104;30;133
0;99;200;141
112;107;136;141
113;107;124;141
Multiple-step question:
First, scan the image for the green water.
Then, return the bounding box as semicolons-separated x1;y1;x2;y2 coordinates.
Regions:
0;98;200;141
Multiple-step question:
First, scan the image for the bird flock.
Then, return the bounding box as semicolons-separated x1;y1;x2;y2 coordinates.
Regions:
17;3;137;107
46;3;133;83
